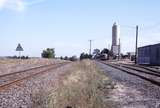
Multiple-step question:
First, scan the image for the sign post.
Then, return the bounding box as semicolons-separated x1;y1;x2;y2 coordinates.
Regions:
16;43;24;59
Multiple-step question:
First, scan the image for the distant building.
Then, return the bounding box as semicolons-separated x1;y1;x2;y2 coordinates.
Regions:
111;22;120;56
138;43;160;65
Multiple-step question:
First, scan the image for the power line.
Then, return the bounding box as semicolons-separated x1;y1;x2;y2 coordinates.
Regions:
122;22;160;31
142;22;160;30
121;25;136;29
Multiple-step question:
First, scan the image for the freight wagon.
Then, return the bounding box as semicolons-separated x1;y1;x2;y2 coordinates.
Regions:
138;43;160;65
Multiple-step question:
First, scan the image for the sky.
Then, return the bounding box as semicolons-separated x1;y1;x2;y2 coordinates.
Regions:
1;0;160;57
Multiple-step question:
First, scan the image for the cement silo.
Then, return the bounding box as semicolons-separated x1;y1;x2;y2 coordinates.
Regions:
111;22;120;55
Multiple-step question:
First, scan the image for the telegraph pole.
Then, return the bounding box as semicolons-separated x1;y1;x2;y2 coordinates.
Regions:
135;25;138;64
118;38;121;61
108;44;110;50
89;40;92;55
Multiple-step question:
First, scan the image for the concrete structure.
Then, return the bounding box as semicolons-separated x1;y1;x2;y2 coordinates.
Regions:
111;22;120;56
112;23;118;46
138;43;160;65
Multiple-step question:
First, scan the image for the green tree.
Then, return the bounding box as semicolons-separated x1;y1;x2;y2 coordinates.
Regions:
41;48;55;58
64;56;68;60
93;49;100;55
101;48;109;54
80;53;92;60
69;56;78;61
60;56;63;60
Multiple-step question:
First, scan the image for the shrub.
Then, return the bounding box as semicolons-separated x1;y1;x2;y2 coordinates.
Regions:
41;48;55;58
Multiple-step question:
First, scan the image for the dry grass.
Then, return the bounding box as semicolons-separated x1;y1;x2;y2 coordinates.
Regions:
46;60;113;108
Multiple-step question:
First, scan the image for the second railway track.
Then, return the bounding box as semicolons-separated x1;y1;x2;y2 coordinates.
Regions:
123;63;160;74
99;61;160;87
0;62;69;90
115;63;160;77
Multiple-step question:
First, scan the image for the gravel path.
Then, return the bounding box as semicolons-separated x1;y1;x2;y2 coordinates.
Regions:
0;63;72;108
96;62;160;108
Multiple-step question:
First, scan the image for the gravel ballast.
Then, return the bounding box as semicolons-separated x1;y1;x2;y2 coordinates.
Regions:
96;62;160;108
0;61;71;108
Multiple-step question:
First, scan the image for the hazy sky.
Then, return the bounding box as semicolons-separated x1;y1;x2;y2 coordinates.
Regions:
1;0;160;57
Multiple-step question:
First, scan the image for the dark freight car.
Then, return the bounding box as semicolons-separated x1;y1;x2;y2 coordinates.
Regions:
138;43;160;65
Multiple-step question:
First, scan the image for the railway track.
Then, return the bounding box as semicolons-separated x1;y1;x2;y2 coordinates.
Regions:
99;61;160;86
125;64;160;73
0;62;69;90
115;63;160;77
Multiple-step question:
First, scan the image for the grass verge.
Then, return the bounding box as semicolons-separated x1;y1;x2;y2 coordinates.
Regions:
47;60;114;108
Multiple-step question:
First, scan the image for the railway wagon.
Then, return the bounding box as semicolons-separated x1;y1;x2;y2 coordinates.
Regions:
138;43;160;65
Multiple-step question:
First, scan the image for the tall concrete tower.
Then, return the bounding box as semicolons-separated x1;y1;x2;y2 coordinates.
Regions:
111;22;120;55
112;22;118;46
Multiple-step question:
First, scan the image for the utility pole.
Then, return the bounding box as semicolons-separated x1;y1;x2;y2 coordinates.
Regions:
118;38;121;61
108;44;110;50
135;25;138;64
89;40;92;55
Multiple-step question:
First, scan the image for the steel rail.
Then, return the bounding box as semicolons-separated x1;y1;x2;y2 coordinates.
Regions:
99;61;160;87
0;63;64;78
115;64;160;77
0;62;69;90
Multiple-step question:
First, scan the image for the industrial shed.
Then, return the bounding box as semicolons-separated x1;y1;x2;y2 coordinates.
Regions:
138;43;160;65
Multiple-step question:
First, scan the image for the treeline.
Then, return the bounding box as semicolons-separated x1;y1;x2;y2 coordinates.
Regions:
41;48;78;61
40;47;119;61
7;56;29;59
80;53;92;60
80;48;112;60
60;56;78;61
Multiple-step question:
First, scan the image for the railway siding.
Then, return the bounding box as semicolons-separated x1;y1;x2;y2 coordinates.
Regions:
100;61;160;87
96;61;160;107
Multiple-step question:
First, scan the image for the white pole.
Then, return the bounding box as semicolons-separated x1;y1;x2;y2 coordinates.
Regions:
19;51;21;59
